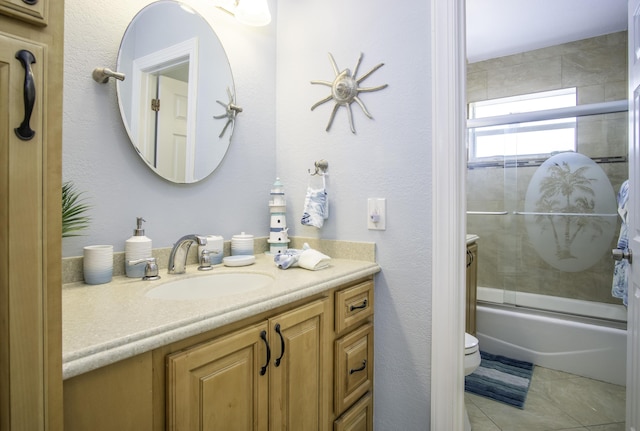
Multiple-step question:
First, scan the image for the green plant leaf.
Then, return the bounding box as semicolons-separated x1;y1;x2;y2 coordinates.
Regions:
62;181;91;238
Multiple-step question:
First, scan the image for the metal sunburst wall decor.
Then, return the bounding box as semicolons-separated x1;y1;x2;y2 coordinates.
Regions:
310;52;388;134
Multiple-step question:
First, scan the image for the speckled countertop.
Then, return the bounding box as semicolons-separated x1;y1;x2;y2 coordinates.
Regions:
63;254;380;380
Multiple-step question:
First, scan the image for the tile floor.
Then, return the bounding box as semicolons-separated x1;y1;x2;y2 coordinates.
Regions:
466;366;626;431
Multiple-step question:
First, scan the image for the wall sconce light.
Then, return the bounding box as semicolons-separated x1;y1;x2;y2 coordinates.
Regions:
215;0;271;26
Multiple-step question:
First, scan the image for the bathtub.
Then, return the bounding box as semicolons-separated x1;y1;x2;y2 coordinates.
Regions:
475;290;627;386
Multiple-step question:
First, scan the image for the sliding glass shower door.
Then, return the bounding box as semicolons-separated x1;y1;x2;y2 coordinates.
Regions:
467;102;628;320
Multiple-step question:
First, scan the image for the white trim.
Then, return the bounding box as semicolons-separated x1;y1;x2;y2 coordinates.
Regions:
431;0;466;429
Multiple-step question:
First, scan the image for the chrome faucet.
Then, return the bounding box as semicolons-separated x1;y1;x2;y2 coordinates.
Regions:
168;234;207;274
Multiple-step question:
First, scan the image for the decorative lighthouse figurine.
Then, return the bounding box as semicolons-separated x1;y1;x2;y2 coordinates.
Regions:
268;178;290;255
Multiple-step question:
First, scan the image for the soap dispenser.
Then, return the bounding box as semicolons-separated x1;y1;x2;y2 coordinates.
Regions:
125;217;152;278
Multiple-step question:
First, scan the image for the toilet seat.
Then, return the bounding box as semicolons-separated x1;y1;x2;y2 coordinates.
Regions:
465;333;479;355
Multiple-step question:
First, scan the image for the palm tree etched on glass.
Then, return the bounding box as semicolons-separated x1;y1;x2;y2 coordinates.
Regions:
524;152;617;272
535;161;606;260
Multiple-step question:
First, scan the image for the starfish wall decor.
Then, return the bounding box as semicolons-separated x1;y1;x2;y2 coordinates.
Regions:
214;87;243;138
310;52;388;134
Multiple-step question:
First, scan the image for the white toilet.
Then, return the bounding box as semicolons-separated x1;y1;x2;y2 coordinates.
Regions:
464;332;481;431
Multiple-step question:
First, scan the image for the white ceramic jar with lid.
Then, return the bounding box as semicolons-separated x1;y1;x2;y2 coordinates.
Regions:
231;232;254;256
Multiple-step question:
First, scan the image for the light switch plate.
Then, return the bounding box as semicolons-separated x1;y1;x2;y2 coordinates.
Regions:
367;198;386;230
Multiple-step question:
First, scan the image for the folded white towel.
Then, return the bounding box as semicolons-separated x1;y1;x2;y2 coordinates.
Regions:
297;248;331;271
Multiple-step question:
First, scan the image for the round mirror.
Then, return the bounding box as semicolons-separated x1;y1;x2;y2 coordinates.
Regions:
116;0;236;183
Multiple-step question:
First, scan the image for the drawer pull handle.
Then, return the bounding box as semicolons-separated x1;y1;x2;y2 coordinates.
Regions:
349;359;367;375
14;50;37;141
350;299;368;311
259;330;270;376
274;323;285;367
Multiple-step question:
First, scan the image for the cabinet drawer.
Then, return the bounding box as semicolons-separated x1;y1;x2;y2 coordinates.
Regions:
334;323;373;415
335;280;373;334
334;392;373;431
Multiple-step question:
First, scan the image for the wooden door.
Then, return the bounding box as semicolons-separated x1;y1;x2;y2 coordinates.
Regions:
269;299;329;431
166;322;269;431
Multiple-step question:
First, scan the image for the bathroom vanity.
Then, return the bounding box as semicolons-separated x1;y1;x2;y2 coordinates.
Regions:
466;235;479;335
62;255;378;430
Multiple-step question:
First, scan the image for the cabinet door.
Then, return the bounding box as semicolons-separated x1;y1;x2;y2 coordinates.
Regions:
166;322;269;431
0;0;47;25
0;33;47;431
269;299;329;431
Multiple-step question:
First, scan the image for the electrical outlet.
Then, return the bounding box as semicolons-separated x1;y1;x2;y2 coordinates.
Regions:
367;198;386;230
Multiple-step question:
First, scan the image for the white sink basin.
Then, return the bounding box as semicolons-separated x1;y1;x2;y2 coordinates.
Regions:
145;272;274;300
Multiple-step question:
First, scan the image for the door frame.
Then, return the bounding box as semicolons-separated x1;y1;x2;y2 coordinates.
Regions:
432;1;640;429
430;0;467;429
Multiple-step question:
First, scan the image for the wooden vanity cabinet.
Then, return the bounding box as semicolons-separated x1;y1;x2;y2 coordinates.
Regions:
166;321;270;430
64;353;154;431
466;242;478;335
332;280;374;431
63;277;375;431
166;298;330;431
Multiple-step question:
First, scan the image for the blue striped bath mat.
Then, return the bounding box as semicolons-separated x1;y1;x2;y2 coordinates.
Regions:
464;351;534;409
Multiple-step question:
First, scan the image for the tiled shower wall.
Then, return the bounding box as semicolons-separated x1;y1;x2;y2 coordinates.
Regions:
466;31;628;305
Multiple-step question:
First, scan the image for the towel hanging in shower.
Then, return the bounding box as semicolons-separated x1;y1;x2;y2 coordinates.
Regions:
612;180;629;306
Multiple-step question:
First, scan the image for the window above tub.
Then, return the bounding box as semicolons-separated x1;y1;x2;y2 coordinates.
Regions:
468;88;577;165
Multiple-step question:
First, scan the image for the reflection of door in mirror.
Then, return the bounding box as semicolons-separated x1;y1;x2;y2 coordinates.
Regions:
130;38;198;181
157;75;189;182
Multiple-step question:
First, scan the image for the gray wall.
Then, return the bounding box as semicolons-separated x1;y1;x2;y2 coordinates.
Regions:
63;0;432;428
